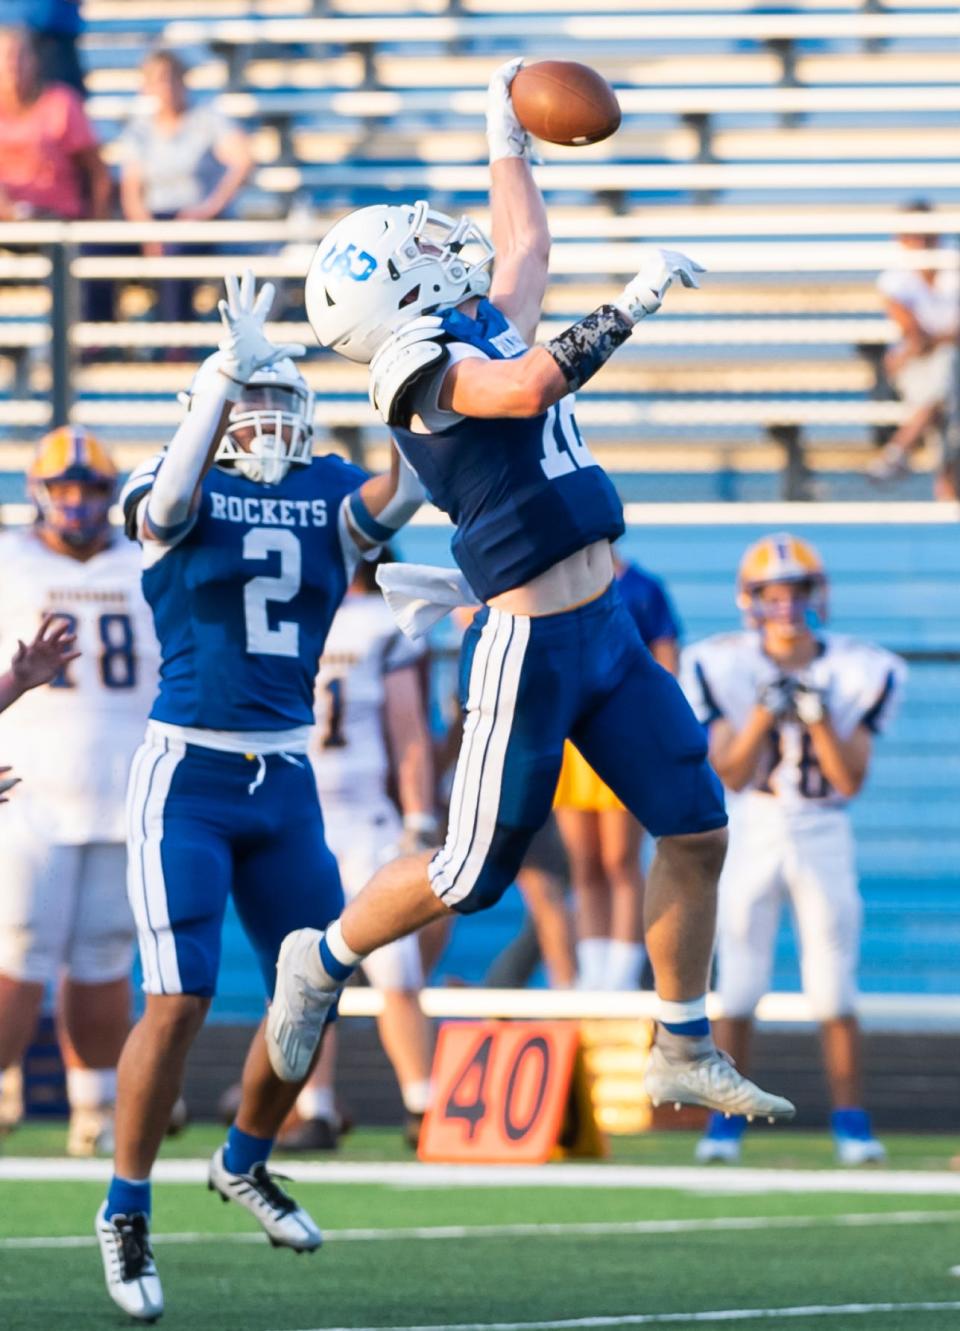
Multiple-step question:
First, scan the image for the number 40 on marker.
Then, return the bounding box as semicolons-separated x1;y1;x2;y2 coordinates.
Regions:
418;1021;604;1163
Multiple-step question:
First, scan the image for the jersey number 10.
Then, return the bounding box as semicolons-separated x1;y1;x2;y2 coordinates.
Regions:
540;399;599;480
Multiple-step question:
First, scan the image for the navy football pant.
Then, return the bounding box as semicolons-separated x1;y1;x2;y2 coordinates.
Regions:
126;731;343;997
429;583;726;914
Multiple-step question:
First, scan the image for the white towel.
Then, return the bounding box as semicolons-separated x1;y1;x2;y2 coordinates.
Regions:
375;562;480;639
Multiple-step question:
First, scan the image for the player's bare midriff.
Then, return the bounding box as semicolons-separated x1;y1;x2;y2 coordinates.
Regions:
487;538;615;617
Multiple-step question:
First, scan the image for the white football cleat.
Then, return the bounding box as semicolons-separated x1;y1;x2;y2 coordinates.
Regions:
95;1202;164;1323
267;928;338;1083
68;1107;115;1158
694;1133;742;1164
644;1043;795;1121
208;1146;322;1252
834;1134;887;1167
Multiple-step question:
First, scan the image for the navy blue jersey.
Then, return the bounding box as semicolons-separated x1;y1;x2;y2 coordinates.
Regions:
391;300;624;601
617;561;682;646
125;456;367;731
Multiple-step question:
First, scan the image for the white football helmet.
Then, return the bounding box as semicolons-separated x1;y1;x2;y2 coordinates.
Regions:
215;358;314;485
305;200;494;364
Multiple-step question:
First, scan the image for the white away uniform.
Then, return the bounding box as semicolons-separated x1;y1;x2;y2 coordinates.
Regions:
310;593;425;990
681;630;906;1020
0;529;159;983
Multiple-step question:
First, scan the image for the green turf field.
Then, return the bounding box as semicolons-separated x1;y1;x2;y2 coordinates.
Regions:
2;1125;959;1331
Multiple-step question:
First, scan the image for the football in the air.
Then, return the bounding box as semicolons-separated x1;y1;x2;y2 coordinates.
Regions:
510;60;621;146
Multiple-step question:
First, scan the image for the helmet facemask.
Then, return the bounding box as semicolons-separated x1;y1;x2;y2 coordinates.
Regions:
215;379;314;486
742;576;827;635
33;476;113;548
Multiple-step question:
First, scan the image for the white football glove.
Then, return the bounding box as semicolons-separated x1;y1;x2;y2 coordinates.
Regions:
486;57;536;164
792;682;828;727
213;269;306;400
613;248;705;325
757;677;794;720
0;767;20;802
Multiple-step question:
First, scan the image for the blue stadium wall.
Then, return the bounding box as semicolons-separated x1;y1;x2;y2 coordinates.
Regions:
192;516;960;1021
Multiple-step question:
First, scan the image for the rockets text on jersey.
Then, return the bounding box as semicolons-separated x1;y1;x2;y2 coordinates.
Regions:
124;454;368;733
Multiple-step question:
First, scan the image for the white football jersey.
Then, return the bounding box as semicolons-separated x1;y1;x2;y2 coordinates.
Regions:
0;528;159;842
310;591;424;805
680;629;906;810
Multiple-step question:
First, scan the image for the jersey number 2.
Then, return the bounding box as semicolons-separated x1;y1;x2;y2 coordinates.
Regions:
243;529;301;658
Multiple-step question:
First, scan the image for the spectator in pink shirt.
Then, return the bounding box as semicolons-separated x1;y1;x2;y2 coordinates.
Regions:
0;26;109;220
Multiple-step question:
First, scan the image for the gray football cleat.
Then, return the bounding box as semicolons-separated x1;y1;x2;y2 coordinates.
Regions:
96;1202;164;1322
644;1043;795;1121
208;1146;322;1252
266;928;338;1083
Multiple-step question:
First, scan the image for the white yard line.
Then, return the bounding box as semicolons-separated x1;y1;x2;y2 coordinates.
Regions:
2;1209;957;1250
276;1303;960;1331
3;1158;960;1195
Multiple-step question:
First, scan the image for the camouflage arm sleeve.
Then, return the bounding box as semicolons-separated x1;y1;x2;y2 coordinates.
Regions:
544;305;634;392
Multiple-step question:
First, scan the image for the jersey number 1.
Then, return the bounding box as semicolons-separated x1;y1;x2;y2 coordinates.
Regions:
243;529;301;658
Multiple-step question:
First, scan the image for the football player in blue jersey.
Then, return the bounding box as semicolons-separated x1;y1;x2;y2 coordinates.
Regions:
268;60;794;1127
95;271;424;1321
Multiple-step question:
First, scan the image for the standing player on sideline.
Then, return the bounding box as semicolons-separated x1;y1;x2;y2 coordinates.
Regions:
682;534;906;1165
554;553;681;990
96;272;424;1322
284;553;437;1151
266;59;794;1128
0;430;155;1156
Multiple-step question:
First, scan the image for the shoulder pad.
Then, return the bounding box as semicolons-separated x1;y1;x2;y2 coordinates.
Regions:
369;316;450;429
119;455;163;541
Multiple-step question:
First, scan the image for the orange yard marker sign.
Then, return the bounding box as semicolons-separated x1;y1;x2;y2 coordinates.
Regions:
418;1021;604;1163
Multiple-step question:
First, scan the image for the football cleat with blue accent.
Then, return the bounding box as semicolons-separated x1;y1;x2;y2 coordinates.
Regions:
645;1043;795;1121
208;1146;322;1251
267;928;338;1083
96;1203;164;1322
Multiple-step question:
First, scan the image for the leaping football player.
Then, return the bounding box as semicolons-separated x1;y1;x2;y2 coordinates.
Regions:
266;59;795;1129
95;272;424;1321
682;534;906;1165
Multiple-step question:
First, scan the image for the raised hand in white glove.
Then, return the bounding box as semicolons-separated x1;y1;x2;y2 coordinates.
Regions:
613;248;705;325
792;682;828;727
214;269;306;400
757;677;795;720
486;57;536;164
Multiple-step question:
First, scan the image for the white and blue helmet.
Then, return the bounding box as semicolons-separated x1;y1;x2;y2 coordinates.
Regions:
305;201;494;364
213;358;314;487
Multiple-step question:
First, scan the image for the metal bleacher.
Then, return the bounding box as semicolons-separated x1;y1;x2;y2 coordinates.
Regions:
0;1;955;498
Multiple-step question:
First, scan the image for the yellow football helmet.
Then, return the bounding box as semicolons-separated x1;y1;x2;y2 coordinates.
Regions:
736;532;827;629
28;426;117;548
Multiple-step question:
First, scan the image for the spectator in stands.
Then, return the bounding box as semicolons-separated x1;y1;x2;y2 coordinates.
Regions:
0;25;108;221
554;554;681;991
118;50;253;324
871;200;960;500
0;2;83;94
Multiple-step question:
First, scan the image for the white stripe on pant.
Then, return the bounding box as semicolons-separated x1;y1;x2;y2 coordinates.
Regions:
430;609;531;907
126;736;185;995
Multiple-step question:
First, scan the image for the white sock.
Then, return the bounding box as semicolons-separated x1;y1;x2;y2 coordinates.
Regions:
606;940;645;991
401;1080;432;1115
67;1067;117;1111
306;919;367;990
575;937;611;990
296;1085;337;1122
658;996;708;1027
